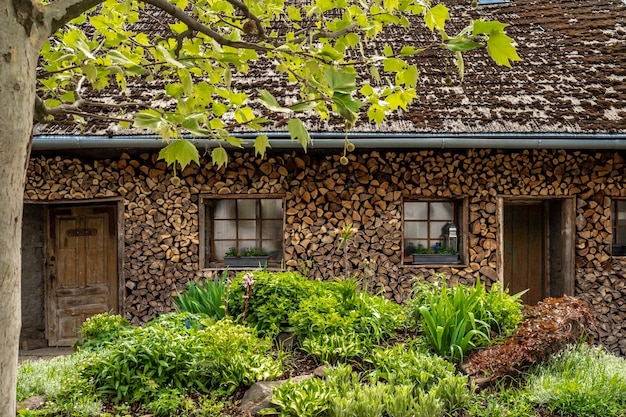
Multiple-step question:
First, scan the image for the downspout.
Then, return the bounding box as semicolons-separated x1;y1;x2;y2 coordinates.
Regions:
31;132;626;151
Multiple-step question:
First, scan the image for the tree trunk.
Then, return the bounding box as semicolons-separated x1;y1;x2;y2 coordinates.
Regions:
0;2;41;414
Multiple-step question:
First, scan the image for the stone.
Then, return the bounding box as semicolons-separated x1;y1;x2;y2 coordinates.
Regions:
17;396;46;411
239;375;314;416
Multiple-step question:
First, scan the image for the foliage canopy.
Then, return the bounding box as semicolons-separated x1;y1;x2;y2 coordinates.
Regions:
38;0;520;169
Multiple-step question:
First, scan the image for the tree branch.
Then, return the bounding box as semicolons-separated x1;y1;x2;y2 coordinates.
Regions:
141;0;274;52
223;0;266;39
43;0;104;34
34;95;146;123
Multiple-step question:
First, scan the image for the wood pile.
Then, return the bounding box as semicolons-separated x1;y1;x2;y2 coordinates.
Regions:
24;148;626;355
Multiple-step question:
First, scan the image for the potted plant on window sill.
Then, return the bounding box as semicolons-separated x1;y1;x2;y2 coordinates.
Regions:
224;247;269;268
411;244;459;265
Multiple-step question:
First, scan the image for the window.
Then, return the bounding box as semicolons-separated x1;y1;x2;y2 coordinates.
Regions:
612;200;626;256
404;199;464;263
204;197;284;264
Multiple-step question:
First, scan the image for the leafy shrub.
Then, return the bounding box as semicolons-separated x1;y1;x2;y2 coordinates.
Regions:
75;312;131;351
80;314;282;403
479;282;525;337
289;278;405;362
408;278;525;361
228;271;320;336
173;272;228;320
524;344;626;417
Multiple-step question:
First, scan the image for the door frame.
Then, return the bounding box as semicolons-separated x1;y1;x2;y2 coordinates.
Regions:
497;195;575;300
29;198;125;344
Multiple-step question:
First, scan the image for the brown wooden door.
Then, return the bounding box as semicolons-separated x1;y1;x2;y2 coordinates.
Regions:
503;204;545;305
47;206;118;346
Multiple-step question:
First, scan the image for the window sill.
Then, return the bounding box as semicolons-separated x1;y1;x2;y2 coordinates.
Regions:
203;264;283;271
401;262;467;268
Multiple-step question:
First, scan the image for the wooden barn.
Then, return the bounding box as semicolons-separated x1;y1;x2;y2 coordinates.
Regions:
21;0;626;355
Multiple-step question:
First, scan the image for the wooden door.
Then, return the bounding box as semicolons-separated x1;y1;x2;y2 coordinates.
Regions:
47;206;118;346
503;204;545;305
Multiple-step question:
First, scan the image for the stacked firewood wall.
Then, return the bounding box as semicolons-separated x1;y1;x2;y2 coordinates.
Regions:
24;149;626;355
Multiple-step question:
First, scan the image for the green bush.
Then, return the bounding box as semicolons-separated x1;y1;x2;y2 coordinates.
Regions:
80;314;282;403
480;282;525;337
173;272;228;320
75;312;131;351
228;271;320;336
289;278;405;362
408;278;524;361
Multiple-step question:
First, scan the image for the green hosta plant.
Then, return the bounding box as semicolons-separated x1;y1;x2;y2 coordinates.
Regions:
270;377;331;417
301;331;366;365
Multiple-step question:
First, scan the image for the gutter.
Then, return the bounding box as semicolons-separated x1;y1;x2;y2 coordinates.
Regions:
31;132;626;151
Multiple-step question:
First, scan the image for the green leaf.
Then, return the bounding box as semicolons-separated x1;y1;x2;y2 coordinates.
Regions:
367;103;387;124
211;147;229;168
156;45;185;68
424;4;450;32
134;109;164;130
486;31;522;67
472;19;509;36
290;101;317;112
286;6;302;21
319;44;343;61
445;37;483;52
234;107;255;124
158;139;200;169
258;90;292;113
287;118;311;151
254;135;271;157
225;136;245;148
182;117;210;136
83;64;98;82
325;67;358;94
383;58;407;73
398;65;418;88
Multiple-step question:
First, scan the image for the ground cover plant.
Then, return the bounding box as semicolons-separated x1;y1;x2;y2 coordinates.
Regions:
16;271;626;417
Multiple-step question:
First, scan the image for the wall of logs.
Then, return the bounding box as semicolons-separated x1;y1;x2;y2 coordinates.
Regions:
24;148;626;355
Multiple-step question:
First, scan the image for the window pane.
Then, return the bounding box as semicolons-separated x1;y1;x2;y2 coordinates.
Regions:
262;220;283;239
238;220;257;239
261;199;283;219
430;221;449;241
215;240;236;260
262;240;282;259
214;200;236;219
405;202;427;220
405;221;427;239
405;239;428;253
214;219;236;239
430;202;454;220
238;199;257;219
